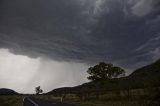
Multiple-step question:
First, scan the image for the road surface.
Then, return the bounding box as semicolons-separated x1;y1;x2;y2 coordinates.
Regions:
23;97;89;106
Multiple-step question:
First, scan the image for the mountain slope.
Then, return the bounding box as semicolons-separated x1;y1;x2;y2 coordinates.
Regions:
128;59;160;88
0;88;18;95
47;59;160;95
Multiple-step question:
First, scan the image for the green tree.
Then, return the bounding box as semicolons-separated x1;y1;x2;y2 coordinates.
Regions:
35;86;43;95
87;62;125;81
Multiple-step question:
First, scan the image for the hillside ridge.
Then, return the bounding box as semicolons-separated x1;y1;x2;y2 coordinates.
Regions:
46;59;160;95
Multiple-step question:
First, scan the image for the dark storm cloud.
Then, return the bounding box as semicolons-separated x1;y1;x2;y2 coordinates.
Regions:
0;0;160;69
0;0;92;60
88;0;160;67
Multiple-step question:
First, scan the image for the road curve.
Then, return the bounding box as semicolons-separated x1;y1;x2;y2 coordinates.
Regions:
23;97;89;106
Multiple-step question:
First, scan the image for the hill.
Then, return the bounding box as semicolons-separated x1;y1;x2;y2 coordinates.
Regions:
127;59;160;88
46;59;160;95
0;88;19;95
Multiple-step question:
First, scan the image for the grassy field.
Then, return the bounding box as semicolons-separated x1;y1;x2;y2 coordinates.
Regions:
0;94;159;106
35;95;160;106
0;95;23;106
80;100;153;106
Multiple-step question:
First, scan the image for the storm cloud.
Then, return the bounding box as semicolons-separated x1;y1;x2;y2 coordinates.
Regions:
0;0;160;65
0;0;160;93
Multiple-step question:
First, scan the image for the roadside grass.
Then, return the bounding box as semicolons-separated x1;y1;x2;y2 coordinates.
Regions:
35;95;160;106
79;99;152;106
0;95;23;106
34;95;62;102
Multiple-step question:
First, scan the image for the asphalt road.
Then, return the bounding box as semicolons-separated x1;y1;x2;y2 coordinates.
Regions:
23;97;89;106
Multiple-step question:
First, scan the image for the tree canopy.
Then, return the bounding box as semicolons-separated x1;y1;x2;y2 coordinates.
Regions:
35;86;43;95
87;62;125;81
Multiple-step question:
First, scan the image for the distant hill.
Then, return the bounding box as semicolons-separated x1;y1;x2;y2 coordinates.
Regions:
0;88;19;95
46;59;160;95
127;59;160;88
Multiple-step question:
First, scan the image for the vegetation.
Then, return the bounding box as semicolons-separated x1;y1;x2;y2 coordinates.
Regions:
87;62;125;81
35;86;43;95
47;59;160;95
0;96;23;106
44;59;160;106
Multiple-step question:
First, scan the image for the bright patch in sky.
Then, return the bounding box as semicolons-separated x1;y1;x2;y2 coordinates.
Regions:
0;49;88;93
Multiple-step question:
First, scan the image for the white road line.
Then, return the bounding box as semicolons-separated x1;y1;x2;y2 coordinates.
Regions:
23;98;25;102
27;98;39;106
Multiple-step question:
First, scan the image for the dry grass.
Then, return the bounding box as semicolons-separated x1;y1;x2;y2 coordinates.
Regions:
35;95;160;106
0;95;23;106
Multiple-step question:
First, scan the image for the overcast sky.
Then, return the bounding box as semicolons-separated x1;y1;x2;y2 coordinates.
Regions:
0;0;160;93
